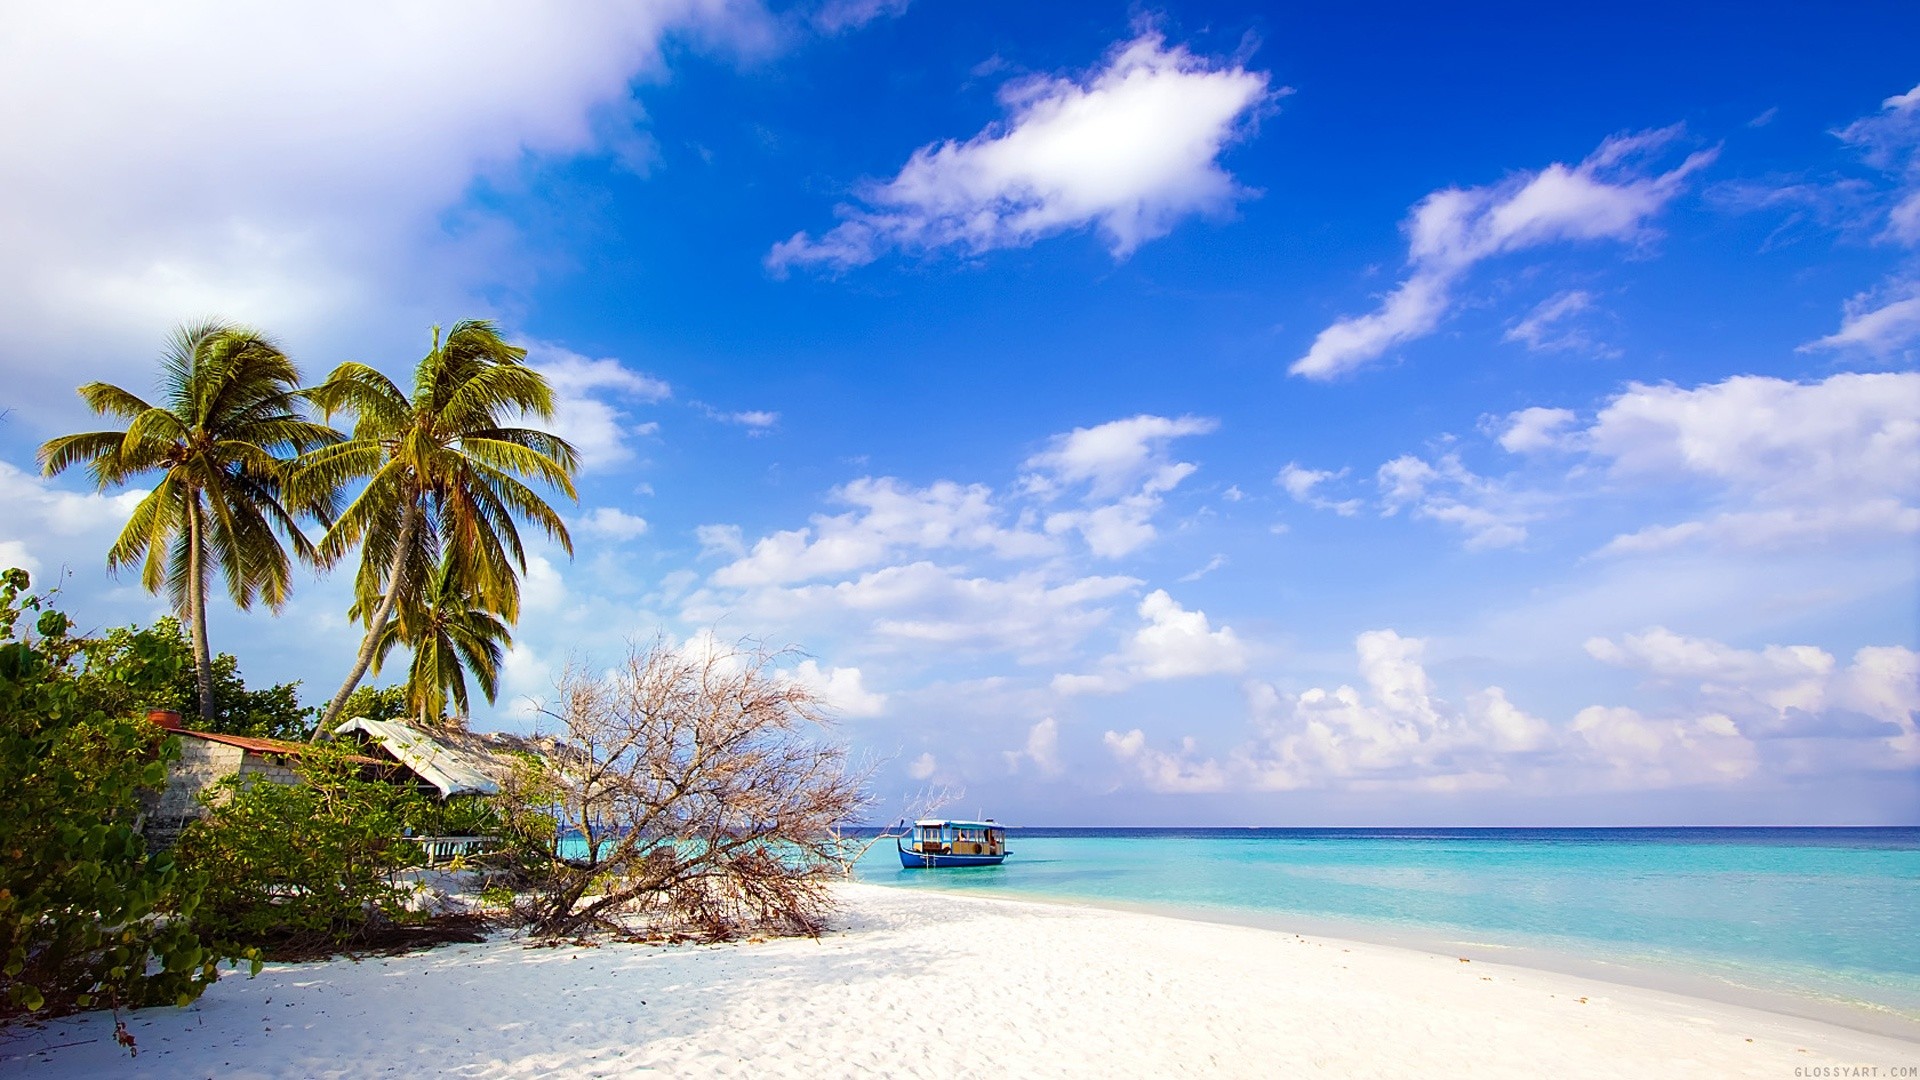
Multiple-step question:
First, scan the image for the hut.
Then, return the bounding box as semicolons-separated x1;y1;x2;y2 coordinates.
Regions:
141;710;335;845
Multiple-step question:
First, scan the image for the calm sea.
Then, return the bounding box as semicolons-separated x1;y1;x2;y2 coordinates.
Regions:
851;827;1920;1026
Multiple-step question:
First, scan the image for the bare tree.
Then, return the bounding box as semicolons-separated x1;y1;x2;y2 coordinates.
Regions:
499;638;871;941
828;782;963;875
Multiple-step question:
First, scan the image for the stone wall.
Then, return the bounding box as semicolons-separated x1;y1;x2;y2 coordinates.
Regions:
141;737;298;847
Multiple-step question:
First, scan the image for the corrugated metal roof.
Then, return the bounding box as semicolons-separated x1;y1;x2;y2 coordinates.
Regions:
332;717;503;798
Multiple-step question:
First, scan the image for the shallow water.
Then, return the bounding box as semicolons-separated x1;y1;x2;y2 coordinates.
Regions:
852;827;1920;1022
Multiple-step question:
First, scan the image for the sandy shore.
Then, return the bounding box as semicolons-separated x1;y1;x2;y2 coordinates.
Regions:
6;882;1917;1077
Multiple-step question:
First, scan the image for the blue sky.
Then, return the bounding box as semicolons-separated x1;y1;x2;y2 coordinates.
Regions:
1;1;1916;825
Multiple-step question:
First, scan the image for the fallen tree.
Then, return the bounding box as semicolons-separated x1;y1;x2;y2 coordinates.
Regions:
498;639;870;941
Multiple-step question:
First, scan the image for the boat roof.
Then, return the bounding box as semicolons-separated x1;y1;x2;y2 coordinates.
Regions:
913;818;1003;828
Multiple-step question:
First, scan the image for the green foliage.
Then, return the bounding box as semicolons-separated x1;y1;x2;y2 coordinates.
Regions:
173;746;429;953
81;616;315;740
338;683;409;725
0;570;245;1021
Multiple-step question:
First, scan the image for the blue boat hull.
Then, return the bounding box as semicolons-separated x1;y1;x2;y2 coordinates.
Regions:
897;843;1008;869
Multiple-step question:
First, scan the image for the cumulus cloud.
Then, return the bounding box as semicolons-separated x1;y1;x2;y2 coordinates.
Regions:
784;658;888;717
1496;406;1578;453
1291;127;1715;379
767;33;1272;273
1477;371;1920;556
575;507;651;541
1568;706;1756;788
1054;589;1246;695
1099;625;1908;796
1376;453;1534;549
1005;717;1063;775
1023;414;1217;557
1585;628;1918;762
711;477;1054;587
687;559;1140;661
906;751;937;780
0;460;152;577
1106;630;1549;794
1276;462;1361;516
0;2;767;416
526;347;672;471
1588;374;1914;485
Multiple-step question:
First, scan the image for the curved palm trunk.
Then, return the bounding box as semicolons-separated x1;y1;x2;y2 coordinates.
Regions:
316;502;421;738
185;497;216;721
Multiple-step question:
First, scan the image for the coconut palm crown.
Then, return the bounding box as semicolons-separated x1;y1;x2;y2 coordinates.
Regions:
373;553;512;729
298;320;578;734
36;320;339;717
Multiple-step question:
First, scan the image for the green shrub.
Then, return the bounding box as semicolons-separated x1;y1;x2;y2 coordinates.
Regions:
173;746;429;953
0;570;242;1021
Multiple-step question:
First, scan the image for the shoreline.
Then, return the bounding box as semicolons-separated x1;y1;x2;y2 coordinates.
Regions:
862;876;1920;1042
8;882;1918;1077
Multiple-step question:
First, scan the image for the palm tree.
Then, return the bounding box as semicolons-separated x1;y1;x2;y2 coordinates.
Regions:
298;320;578;735
373;554;512;729
37;321;338;718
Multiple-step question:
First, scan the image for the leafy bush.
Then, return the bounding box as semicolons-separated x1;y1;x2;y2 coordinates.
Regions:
336;683;409;726
0;570;241;1021
172;746;429;954
87;617;315;740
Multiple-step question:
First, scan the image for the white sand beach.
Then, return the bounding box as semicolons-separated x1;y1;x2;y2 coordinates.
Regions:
7;883;1916;1078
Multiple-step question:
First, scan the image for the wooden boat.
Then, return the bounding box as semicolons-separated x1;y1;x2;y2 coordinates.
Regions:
897;818;1009;868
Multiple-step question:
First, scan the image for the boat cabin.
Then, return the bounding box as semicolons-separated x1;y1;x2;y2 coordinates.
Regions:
902;818;1008;862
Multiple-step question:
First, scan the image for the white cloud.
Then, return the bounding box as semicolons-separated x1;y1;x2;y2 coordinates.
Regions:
695;524;747;559
1568;706;1756;788
1292;127;1715;379
712;477;1054;587
0;2;766;415
1496;406;1578;453
1459;372;1920;557
1276;462;1361;516
785;658;888;718
767;33;1272;273
810;0;911;34
1376;453;1533;550
575;507;651;541
1005;717;1062;775
688;559;1139;661
1584;628;1918;763
1024;414;1217;498
1106;630;1552;794
906;751;937;780
1584;371;1919;525
697;404;782;433
1102;728;1229;793
1503;289;1617;356
1802;83;1920;352
530;346;672;471
1023;414;1216;558
1176;554;1227;583
1804;282;1920;356
0;461;152;577
1054;589;1246;695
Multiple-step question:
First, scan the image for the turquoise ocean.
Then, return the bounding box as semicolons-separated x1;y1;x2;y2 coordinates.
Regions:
852;827;1920;1028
